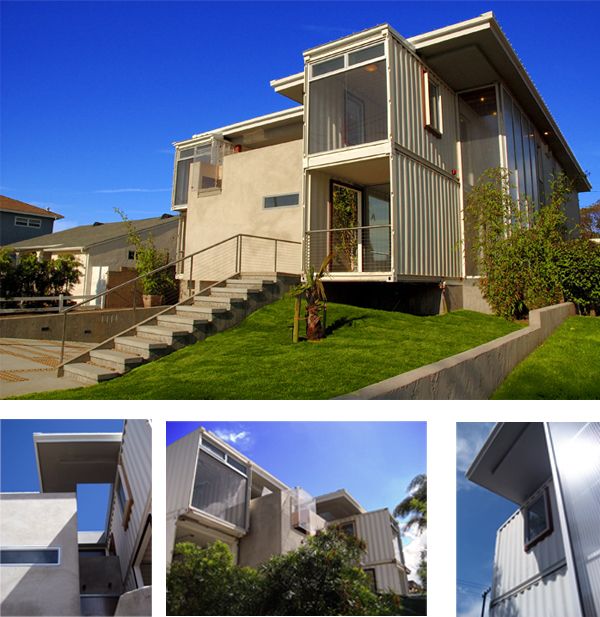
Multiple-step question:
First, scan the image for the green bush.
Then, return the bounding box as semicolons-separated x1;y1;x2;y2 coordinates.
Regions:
466;168;599;318
166;528;406;616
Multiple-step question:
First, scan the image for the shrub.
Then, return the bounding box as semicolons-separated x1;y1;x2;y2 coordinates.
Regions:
466;168;598;318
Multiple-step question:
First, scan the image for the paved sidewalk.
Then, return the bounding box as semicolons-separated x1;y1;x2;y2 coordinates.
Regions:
0;338;94;398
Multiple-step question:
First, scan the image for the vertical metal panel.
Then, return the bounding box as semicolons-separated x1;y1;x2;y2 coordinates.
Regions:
373;563;406;594
390;37;457;171
394;153;462;278
166;428;200;516
110;420;152;591
491;480;577;609
356;509;395;564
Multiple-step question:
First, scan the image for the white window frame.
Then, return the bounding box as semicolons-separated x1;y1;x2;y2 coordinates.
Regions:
14;216;42;228
0;546;61;566
309;42;386;81
423;71;443;137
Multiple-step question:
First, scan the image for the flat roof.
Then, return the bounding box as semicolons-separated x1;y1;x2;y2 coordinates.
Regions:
466;423;551;504
315;489;365;521
409;12;591;192
34;433;122;493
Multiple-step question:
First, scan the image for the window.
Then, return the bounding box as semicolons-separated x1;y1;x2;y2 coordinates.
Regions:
115;465;134;531
128;250;136;260
263;193;300;209
0;548;60;566
339;521;356;537
423;72;443;136
364;568;377;592
524;487;552;550
14;216;42;228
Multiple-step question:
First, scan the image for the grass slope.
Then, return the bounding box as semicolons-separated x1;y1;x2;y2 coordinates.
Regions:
23;298;521;400
493;316;600;399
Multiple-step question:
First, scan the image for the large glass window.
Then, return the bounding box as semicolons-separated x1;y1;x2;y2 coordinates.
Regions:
547;422;600;617
191;448;248;529
524;488;552;550
309;59;387;154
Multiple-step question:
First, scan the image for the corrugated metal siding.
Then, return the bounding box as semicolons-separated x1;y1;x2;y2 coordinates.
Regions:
372;563;406;594
491;565;580;617
390;38;457;170
394;152;462;277
166;428;200;516
356;509;395;564
111;420;152;591
491;480;576;612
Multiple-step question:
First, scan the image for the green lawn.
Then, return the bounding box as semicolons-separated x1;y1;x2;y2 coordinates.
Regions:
493;316;600;399
22;298;521;400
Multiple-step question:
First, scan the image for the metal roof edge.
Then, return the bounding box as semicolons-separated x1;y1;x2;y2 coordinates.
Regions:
465;423;502;481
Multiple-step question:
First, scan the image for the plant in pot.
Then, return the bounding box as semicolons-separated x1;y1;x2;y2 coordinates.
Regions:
116;209;176;307
289;253;333;342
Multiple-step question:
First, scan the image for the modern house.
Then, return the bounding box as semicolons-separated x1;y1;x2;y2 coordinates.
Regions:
0;420;152;616
171;12;590;312
467;422;600;617
166;426;409;595
8;215;178;304
0;196;63;247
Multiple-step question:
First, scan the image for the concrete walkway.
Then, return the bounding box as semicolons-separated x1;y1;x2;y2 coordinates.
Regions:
0;338;94;398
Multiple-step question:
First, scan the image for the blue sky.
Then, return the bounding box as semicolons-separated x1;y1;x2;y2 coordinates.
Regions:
167;421;427;575
1;2;598;231
0;419;124;531
456;423;516;617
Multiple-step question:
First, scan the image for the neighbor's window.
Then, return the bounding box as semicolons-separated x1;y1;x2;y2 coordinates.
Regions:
364;568;377;592
524;488;552;550
14;216;42;228
339;521;356;537
264;193;300;209
0;548;60;566
424;72;442;136
116;465;134;531
128;250;136;260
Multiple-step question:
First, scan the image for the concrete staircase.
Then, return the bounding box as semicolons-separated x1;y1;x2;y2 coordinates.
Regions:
62;273;297;385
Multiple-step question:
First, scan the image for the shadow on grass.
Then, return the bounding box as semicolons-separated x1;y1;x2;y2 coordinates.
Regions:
325;315;369;335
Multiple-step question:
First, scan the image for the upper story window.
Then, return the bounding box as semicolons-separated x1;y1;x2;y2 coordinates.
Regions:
339;521;356;536
0;548;60;566
308;43;387;154
423;72;443;136
173;138;232;206
264;193;300;209
15;216;42;228
116;465;134;531
524;487;552;550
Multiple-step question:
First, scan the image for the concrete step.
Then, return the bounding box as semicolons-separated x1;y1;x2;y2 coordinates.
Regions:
177;304;229;317
63;362;121;385
157;313;210;331
114;336;170;359
210;287;257;300
89;349;144;372
194;296;243;310
231;277;277;286
225;281;264;292
136;324;191;344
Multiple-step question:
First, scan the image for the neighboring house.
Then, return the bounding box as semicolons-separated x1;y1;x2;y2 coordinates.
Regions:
171;13;590;311
0;196;63;246
467;422;600;617
166;426;409;595
9;215;178;303
0;420;152;617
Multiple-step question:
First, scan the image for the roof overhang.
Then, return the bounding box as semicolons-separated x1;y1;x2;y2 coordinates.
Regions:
315;489;366;521
466;423;551;505
410;12;591;192
34;433;122;493
270;72;304;104
0;208;63;220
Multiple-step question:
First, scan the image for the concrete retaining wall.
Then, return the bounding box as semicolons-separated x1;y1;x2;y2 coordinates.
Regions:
339;302;575;400
0;307;163;342
114;586;152;616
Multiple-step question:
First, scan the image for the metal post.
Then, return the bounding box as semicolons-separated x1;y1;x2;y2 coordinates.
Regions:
188;254;194;296
59;310;67;365
132;279;137;323
481;587;491;617
59;294;64;312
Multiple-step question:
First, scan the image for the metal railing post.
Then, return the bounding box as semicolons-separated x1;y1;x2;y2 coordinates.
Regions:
132;279;137;323
58;294;64;312
59;311;67;365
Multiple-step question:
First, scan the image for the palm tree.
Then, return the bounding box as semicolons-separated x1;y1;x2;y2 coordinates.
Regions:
394;473;427;533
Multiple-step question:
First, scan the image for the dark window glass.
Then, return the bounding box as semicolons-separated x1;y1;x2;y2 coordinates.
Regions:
1;548;59;565
340;521;355;536
428;80;440;133
117;476;127;513
264;194;300;208
364;568;377;592
174;159;192;206
202;439;226;460
227;457;247;475
348;43;385;66
525;492;550;544
312;56;345;78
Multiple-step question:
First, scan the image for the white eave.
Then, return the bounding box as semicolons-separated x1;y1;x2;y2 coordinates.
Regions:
174;106;304;149
270;72;304;104
409;12;591;192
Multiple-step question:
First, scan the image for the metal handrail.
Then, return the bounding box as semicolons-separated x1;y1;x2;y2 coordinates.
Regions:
306;224;391;234
58;233;301;366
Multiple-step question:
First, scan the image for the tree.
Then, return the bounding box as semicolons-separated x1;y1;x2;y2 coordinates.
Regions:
580;200;600;239
393;474;427;534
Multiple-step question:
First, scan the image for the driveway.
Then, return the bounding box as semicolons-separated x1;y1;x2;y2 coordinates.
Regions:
0;338;94;398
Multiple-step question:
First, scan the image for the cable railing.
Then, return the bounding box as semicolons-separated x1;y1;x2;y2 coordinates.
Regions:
304;225;391;273
57;233;301;366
